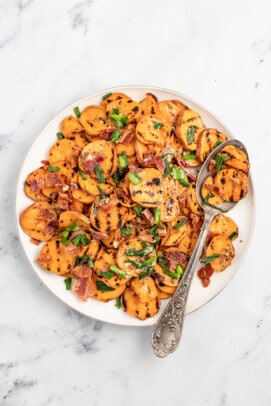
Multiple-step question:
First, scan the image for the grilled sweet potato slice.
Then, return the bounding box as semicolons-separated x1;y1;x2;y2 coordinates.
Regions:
209;214;238;241
138;93;160;117
214;168;249;201
93;248;127;287
186;183;204;215
70;174;96;204
79;105;108;136
122;287;160;320
130;276;158;302
163;215;190;247
135;140;162;167
176;109;205;151
106;97;140;124
58;210;90;231
24;167;51;202
78;171;114;196
89;199;128;233
79;140;117;180
201;175;223;206
20;202;58;242
60;116;83;138
37;237;76;274
205;235;235;272
91;277;126;302
49;139;80;168
154;282;177;295
158;197;179;223
101;92;129;108
219;145;249;173
159;100;186;126
117;238;156;278
196;128;227;163
129;168;164;208
177;227;198;256
136;114;168;145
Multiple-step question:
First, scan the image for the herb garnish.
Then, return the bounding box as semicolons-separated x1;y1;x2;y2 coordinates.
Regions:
215;154;230;172
79;170;88;180
173;217;188;230
74;106;81;118
94;164;105;183
187;126;197;144
48;166;60;172
109;108;128;128
110;129;122;143
64;277;72;290
171;166;190;187
153;121;164;129
56;132;64;140
96;281;115;292
118;151;129;172
102;92;112;100
183;152;197;161
128;172;142;185
200;254;220;264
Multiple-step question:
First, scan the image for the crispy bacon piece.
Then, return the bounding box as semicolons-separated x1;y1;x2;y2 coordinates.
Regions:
138;230;154;243
71;264;95;301
198;264;214;287
128;161;140;173
100;127;115;140
160;146;175;156
143;151;157;166
178;189;188;210
209;159;216;173
41;160;50;166
188;213;203;231
45;220;58;235
84;153;105;175
30;172;65;191
89;227;108;240
30;237;41;245
99;197;119;212
142;209;154;226
117;128;135;145
164;250;187;271
155;157;166;173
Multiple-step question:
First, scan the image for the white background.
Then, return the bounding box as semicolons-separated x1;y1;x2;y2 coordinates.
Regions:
0;0;270;405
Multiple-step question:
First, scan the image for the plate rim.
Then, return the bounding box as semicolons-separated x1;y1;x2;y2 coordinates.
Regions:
15;85;256;327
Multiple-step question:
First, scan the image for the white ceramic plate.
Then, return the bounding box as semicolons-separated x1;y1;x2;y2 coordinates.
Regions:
16;86;255;326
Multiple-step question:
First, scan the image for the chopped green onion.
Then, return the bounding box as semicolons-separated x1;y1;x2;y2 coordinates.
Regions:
183;152;197;161
74;106;81;118
61;237;69;246
56;132;64;140
110;129;122;143
153;121;164;129
115;296;122;309
149;224;158;235
203;192;214;205
162;268;180;279
171;166;190;187
64;277;72;290
88;258;94;268
126;245;154;257
102;92;112;100
94;164;105;183
141;256;156;267
96;185;106;201
118;151;129;172
99;271;114;278
96;281;115;292
187;126;197;145
79;170;88;180
133;205;142;216
215;154;230;172
154;208;161;225
62;230;69;239
141;242;148;248
173;217;188;230
109;264;127;279
109;108;128;128
124;259;142;268
113;172;120;184
48;166;60;172
229;231;238;240
157;254;167;268
128;172;142;185
65;222;79;232
120;227;132;237
200;254;220;264
72;234;90;247
176;265;184;276
163;159;171;178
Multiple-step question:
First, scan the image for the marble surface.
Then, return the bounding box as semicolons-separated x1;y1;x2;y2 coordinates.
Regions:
0;0;270;405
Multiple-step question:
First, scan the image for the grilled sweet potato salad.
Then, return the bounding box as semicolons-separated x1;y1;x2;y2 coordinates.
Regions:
20;92;249;320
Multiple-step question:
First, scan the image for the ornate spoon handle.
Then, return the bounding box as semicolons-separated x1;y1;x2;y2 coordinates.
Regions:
151;213;214;358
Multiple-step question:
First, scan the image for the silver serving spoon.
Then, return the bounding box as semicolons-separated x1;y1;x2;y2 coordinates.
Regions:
151;139;248;358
